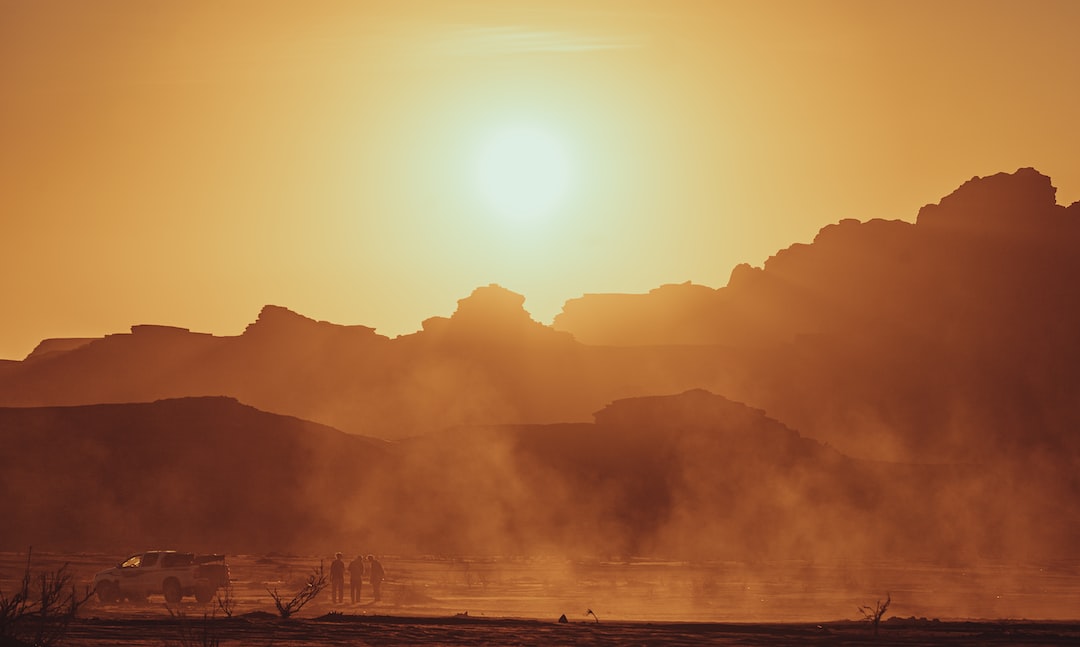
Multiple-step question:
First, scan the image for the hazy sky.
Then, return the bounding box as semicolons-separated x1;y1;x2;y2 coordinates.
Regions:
3;0;1079;360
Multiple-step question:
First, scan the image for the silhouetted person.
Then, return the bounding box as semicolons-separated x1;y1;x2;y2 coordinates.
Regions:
330;552;345;603
348;554;365;603
367;555;384;602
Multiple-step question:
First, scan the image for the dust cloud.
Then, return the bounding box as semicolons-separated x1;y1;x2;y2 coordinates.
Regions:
2;391;1075;566
2;169;1079;621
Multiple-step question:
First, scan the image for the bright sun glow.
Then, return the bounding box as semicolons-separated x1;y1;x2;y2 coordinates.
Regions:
472;125;572;222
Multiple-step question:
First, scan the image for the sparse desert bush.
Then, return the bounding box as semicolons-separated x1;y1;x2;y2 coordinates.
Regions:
0;548;93;646
266;562;327;619
858;592;891;636
214;581;236;618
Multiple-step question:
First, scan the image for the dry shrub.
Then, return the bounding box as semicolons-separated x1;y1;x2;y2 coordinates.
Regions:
266;562;327;619
0;548;93;646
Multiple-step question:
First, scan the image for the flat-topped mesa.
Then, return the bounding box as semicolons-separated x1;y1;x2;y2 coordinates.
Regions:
129;324;209;337
594;389;772;431
24;337;96;361
242;305;378;340
593;389;821;458
553;281;721;347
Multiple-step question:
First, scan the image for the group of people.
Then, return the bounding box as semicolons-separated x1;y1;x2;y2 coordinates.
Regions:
329;552;384;604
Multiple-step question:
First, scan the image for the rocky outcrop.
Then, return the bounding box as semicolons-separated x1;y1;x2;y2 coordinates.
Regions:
555;168;1079;348
915;167;1062;232
24;337;96;361
419;284;573;346
2;170;1078;468
243;304;378;340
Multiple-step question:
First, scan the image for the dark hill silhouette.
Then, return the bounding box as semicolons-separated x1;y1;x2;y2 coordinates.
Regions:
1;169;1078;474
0;288;602;437
0;305;395;433
6;392;1067;560
556;168;1080;349
25;337;96;360
553;168;1080;463
413;283;574;345
0;396;389;553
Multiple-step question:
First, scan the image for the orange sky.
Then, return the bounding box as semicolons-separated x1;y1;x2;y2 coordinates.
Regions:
3;0;1079;360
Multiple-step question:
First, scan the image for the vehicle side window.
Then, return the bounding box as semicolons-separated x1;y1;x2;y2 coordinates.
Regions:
161;553;194;568
141;553;159;568
121;555;142;569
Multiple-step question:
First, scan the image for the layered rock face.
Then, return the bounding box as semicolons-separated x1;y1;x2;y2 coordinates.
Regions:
2;169;1078;466
2;169;1079;559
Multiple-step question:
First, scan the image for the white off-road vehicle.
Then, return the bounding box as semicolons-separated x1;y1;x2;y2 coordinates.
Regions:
93;550;230;603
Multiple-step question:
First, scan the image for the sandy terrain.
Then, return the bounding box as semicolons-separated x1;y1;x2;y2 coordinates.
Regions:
3;552;1079;645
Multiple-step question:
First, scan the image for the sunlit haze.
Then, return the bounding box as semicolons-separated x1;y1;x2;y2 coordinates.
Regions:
4;3;1080;636
2;0;1080;360
472;124;573;223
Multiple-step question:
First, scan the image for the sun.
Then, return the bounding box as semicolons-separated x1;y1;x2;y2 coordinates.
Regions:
472;125;572;222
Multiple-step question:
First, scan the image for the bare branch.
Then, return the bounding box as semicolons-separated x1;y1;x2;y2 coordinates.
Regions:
215;582;237;618
857;592;891;636
0;547;93;646
266;562;328;619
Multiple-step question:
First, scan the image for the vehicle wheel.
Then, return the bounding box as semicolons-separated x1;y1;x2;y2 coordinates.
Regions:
163;578;183;603
96;580;120;603
194;586;215;603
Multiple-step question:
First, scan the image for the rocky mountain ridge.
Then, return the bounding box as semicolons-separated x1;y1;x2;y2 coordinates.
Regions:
1;169;1077;469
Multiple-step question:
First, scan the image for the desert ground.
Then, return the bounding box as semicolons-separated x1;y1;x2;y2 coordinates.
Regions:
3;552;1080;645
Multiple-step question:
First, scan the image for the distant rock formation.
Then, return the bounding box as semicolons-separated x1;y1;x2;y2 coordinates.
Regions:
596;389;778;435
4;393;1073;561
243;304;378;340
0;397;388;553
418;284;573;345
24;337;96;360
1;169;1078;473
129;324;203;337
915;167;1064;232
551;168;1080;462
555;282;724;347
555;168;1080;348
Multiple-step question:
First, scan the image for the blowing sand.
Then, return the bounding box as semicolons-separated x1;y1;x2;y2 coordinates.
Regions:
3;552;1079;645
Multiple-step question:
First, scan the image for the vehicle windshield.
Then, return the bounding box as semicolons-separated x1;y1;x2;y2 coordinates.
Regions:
120;554;142;568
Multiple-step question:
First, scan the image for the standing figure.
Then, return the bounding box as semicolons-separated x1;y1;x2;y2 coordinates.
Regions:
330;552;346;604
348;554;365;603
367;555;385;602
